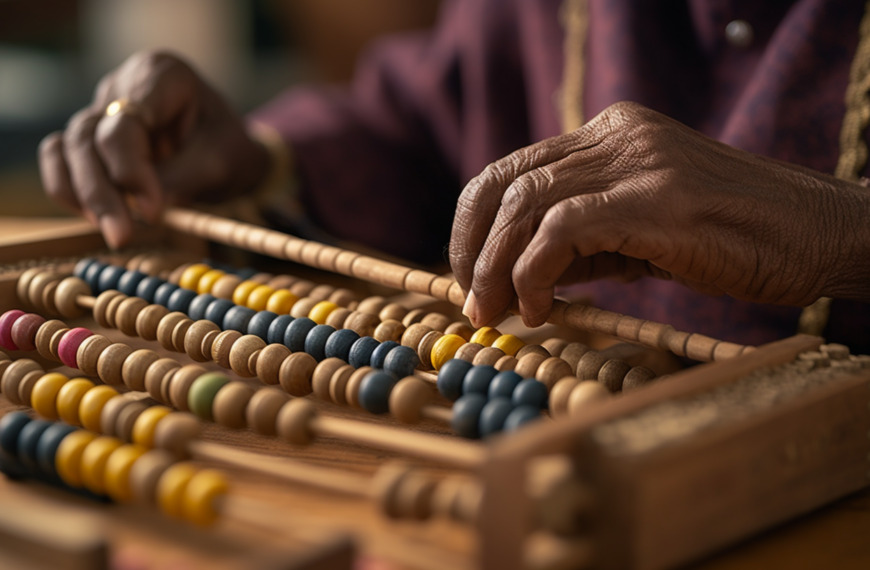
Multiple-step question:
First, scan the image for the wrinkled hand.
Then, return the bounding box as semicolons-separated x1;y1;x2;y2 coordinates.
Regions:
39;50;269;248
450;101;870;328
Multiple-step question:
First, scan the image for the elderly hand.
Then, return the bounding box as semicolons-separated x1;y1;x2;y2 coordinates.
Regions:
450;101;870;328
39;50;269;248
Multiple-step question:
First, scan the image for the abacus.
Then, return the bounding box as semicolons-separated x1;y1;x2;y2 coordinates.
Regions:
0;208;868;570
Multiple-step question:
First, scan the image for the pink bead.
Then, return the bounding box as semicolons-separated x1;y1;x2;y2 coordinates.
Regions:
57;327;94;369
10;313;46;352
0;310;26;350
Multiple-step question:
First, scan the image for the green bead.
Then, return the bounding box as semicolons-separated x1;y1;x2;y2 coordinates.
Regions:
188;373;231;421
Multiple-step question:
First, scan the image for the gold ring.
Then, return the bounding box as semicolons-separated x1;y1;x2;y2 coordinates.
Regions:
105;98;152;128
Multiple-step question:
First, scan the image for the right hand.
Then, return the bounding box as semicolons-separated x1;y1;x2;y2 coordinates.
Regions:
39;50;270;248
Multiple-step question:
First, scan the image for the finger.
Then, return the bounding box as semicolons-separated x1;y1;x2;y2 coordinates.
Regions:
38;132;80;214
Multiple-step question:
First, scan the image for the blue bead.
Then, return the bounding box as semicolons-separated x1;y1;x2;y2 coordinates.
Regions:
369;340;399;369
0;411;31;457
135;276;165;303
325;329;360;361
503;405;542;431
204;299;235;325
451;394;487;439
479;397;514;437
73;258;97;280
305;324;336;361
358;370;398;414
247;311;279;340
511;379;549;409
462;365;498;396
35;423;77;478
383;345;420;378
167;287;198;313
188;294;217;321
17;419;51;473
96;264;126;293
285;317;317;352
437;359;473;401
153;282;179;307
82;261;108;292
348;337;380;368
117;270;147;296
488;370;523;400
267;315;294;344
223;306;257;332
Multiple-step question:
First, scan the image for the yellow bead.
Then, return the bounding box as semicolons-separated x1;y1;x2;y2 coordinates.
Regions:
104;444;147;502
232;280;259;306
79;385;119;433
431;334;468;370
157;462;198;519
132;406;173;448
183;469;229;526
265;289;298;314
308;301;338;325
246;285;276;311
492;334;525;357
31;372;69;419
179;263;211;291
196;269;225;295
470;326;501;347
55;430;97;488
80;436;123;495
56;378;96;426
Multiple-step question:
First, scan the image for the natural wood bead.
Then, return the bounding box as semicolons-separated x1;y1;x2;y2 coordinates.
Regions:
328;288;357;307
93;290;125;328
289;279;316;297
245;387;290;435
276;399;317;446
115;297;149;337
48;327;69;363
40;280;61;316
248;272;274;285
622;366;657;392
100;394;144;437
210;273;243;300
279;352;317;396
431;476;481;524
401;308;428;328
536;357;575;390
26;271;61;313
15;267;43;309
567;381;611;416
444;322;475;341
541;338;569;357
76;334;112;376
598;359;632;393
213;381;256;429
228;335;266;377
130;449;176;505
156;312;189;352
454;342;485;363
516;344;550;360
345;366;373;408
356;296;388;315
3;361;42;405
401;323;433;350
253;344;292;385
394;472;437;521
115;400;151;442
560;342;592;375
167;262;194;285
122;349;162;391
389;376;433;424
211;329;243;369
515;353;549;379
54;276;90;318
549;378;581;419
135;304;170;341
417;330;444;370
312;358;347;402
144;358;183;402
577;351;608;380
307;284;335;303
495;355;518;371
418;312;451;332
104;293;128;330
35;320;67;361
344;311;380;337
328;364;354;406
472;346;506;367
97;343;135;385
374;319;406;343
289;297;319;319
325;307;354;330
170;318;194;353
169;365;209;412
379;303;409;323
183;320;221;362
265;274;297;290
152;413;201;459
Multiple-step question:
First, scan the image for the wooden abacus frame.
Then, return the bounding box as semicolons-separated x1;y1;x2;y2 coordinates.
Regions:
1;210;869;570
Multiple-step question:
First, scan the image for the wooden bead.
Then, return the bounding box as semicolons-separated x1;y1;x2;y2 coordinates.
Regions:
454;342;485;363
183;320;221;362
254;343;291;385
115;400;151;442
276;399;317;446
96;343;134;385
157;462;197;519
99;393;149;437
183;469;229;526
265;274;297;290
104;444;148;503
80;436;122;495
15;267;43;309
213;381;256;429
232;280;259;306
598;359;632;392
356;296;388;315
516;344;550;360
417;330;444;370
289;297;319;319
103;292;128;330
178;263;211;291
78;385;119;433
50;276;88;319
266;289;299;314
211;329;243;369
328;364;354;406
10;312;45;351
401;308;428;328
419;312;451;332
1;358;41;403
401;323;433;351
567;381;611;416
536;357;574;390
153;412;202;458
135;304;170;341
279;352;317;396
26;271;62;313
169;365;209;412
561;342;592;375
622;366;657;391
247;285;276;311
197;269;225;295
115;297;149;337
289;279;316;297
345;366;373;408
309;300;339;324
344;311;379;337
16;370;44;409
156;312;190;352
472;347;505;367
374;319;406;343
495;355;518;371
515;353;549;379
540;338;569;357
325;307;354;330
30;372;69;419
312;358;347;402
307;284;335;302
444;322;475;341
121;349;162;391
130;449;176;505
228;334;266;377
76;334;112;376
379;303;409;323
210;273;243;300
132;405;173;447
492;334;524;357
144;358;183;402
389;376;433;424
577;351;607;380
549;377;581;419
328;287;357;307
245;387;289;435
430;334;467;371
55;430;97;488
470;327;501;347
35;319;66;361
58;327;94;369
48;327;70;363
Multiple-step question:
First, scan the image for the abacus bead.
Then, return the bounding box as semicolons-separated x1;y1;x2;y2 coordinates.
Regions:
431;334;467;371
370;340;399;369
0;309;26;350
383;345;420;378
82;261;107;292
169;365;209;412
157;462;198;518
17;419;52;473
246;388;289;435
349;336;380;368
97;343;135;385
130;449;176;505
561;342;592;374
284;317;317;352
488;370;523;400
254;343;292;385
379;303;408;322
117;270;147;296
344;311;379;337
57;378;96;426
246;310;278;340
153;412;202;458
231;280;259;306
356;295;387;315
276;399;318;445
57;327;93;368
444;321;475;341
167;287;198;314
11;313;46;351
104;444;147;502
479;397;514;437
211;329;243;369
373;319;406;343
31;372;69;419
153;282;179;307
135;276;165;303
210;273;242;300
266;289;298;314
181;320;219;363
35;422;77;477
196;269;225;295
437;359;473;401
132;405;173;447
115;400;150;443
416;330;443;370
470;327;501;347
462;365;498;395
503;405;542;431
451;394;487;439
81;436;123;494
179;263;211;291
577;351;607;380
541;338;569;357
135;304;169;341
567;381;611;416
289;297;318;319
204;298;235;325
35;319;66;361
324;328;360;361
599;359;632;392
187;294;216;321
358;370;398;414
472;347;506;367
97;264;125;292
279;352;317;396
304;324;336;361
420;312;452;331
312;358;346;401
56;430;97;487
549;378;580;418
492;334;524;357
309;300;338;325
1;359;41;404
454;342;485;363
212;382;255;428
73;257;96;280
536;357;575;390
53;277;90;318
228;335;266;377
246;285;275;311
400;323;432;351
494;355;519;371
79;385;119;433
512;379;549;409
622;366;657;391
76;334;112;375
122;349;162;391
0;411;30;456
183;469;229;526
389;376;433;423
99;394;141;437
267;314;295;344
188;373;231;421
328;365;354;406
514;353;549;379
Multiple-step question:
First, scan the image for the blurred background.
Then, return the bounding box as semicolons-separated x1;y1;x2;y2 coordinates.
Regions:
0;0;440;218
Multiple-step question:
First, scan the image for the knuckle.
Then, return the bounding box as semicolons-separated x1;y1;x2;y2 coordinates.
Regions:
38;132;63;160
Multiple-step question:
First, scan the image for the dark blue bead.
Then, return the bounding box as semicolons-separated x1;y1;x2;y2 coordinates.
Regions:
204;299;235;325
305;324;336;361
437;359;473;401
188;294;217;321
117;270;147;296
235;267;257;280
73;258;96;280
503;405;542;431
348;336;380;368
451;394;487;439
167;288;198;314
479;397;514;437
370;340;399;369
488;370;523;400
17;419;51;473
325;329;360;361
247;311;279;340
358;370;398;414
96;264;126;293
135;276;165;303
383;345;419;378
0;412;31;457
223;306;257;332
36;423;77;478
462;365;498;396
82;261;108;292
284;317;317;352
511;379;549;409
267;315;295;344
153;282;179;307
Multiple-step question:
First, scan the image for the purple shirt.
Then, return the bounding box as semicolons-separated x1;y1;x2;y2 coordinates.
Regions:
252;0;870;352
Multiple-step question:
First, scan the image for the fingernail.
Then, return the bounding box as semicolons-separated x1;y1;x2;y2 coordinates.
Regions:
462;290;479;326
99;214;127;250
